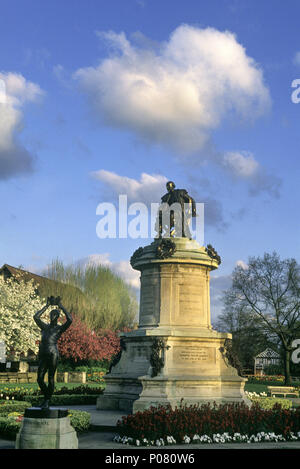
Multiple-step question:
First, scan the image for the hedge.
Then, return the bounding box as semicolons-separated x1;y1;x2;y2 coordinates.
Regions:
0;401;32;415
0;408;90;440
68;409;90;433
28;394;97;406
0;416;21;439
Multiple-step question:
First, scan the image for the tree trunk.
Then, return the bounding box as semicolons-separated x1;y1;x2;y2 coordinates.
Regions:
284;348;291;385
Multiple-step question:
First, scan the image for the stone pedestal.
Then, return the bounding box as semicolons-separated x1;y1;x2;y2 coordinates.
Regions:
97;238;250;413
15;408;78;449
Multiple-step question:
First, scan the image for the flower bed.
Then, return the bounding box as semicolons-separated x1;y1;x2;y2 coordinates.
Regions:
247;375;285;383
114;431;300;446
115;402;300;446
247;375;300;386
86;371;106;384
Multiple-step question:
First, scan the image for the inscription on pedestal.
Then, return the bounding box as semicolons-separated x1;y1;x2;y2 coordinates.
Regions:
173;346;215;364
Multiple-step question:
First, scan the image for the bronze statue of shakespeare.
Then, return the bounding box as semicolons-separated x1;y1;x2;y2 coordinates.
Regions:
34;296;72;409
155;181;197;238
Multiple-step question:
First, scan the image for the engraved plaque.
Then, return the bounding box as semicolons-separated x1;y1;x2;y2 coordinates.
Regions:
173;346;215;364
177;283;206;325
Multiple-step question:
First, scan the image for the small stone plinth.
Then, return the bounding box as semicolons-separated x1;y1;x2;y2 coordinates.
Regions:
15;407;78;449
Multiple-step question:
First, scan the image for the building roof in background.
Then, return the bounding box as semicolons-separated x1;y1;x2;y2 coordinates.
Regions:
0;263;50;283
0;263;85;300
255;348;280;359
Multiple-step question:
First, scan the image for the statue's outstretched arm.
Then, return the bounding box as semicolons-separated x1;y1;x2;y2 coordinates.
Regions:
58;301;73;332
34;298;50;330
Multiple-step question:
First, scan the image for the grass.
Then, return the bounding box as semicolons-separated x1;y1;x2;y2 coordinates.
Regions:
245;381;300;394
245;383;269;394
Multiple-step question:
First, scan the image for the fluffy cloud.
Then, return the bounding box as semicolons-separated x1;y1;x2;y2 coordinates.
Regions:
0;72;43;180
222;151;259;179
92;169;168;204
220;150;281;197
236;259;248;270
74;25;270;154
93;169;227;229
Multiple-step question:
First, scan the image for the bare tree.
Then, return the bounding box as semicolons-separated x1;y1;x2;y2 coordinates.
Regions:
223;252;300;385
215;295;274;373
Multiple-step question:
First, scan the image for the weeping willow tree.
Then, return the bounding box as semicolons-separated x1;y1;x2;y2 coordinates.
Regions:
41;259;138;331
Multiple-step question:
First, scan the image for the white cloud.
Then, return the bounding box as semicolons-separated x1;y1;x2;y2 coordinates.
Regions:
93;170;229;229
92;169;168;204
1;72;42;107
219;150;281;197
236;259;248;270
222;151;259;179
74;24;270;154
0;72;43;180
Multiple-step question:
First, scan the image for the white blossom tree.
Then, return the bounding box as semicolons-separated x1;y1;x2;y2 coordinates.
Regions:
0;276;44;358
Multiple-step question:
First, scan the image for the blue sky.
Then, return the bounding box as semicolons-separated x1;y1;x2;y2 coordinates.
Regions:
0;0;299;319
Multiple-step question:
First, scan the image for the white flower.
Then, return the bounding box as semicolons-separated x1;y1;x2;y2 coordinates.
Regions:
0;277;42;357
113;429;300;447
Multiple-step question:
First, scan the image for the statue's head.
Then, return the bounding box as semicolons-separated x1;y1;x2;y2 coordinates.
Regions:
50;309;60;324
166;181;175;192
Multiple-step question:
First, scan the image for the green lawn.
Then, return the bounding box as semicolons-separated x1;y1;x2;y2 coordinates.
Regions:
245;383;299;397
245;383;269;394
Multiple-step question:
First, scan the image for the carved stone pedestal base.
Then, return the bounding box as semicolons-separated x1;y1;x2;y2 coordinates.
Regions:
97;328;251;413
15;408;78;449
97;238;250;413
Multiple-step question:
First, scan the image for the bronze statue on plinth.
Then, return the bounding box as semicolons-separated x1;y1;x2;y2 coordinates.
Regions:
33;296;72;409
155;181;197;239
